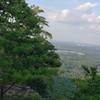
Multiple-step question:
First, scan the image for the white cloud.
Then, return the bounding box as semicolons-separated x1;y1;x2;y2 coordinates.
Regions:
89;24;100;30
97;16;100;20
82;13;96;22
47;8;100;31
27;0;100;44
47;9;70;22
46;2;100;33
76;2;97;11
81;13;100;30
62;9;70;18
82;13;100;23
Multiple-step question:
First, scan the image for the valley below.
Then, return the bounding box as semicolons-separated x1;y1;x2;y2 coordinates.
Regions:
53;41;100;78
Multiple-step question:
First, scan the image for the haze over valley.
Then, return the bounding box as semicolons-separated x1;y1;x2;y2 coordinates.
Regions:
53;41;100;77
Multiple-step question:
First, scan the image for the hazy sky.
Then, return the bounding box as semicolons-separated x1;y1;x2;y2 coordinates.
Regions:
26;0;100;45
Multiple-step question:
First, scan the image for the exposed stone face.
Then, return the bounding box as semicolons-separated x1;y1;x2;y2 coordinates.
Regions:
5;85;34;100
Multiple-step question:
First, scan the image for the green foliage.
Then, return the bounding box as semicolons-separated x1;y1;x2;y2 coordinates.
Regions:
73;66;100;100
0;0;61;69
82;65;97;80
23;93;42;100
0;0;61;99
24;67;58;97
46;76;75;100
14;92;42;100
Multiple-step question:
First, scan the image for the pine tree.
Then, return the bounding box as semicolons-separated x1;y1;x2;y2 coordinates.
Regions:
0;0;61;99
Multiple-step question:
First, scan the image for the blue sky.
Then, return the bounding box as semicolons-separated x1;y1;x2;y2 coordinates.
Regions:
26;0;100;45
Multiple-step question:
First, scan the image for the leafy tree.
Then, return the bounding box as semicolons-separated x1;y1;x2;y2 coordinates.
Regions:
0;0;61;99
74;65;100;100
